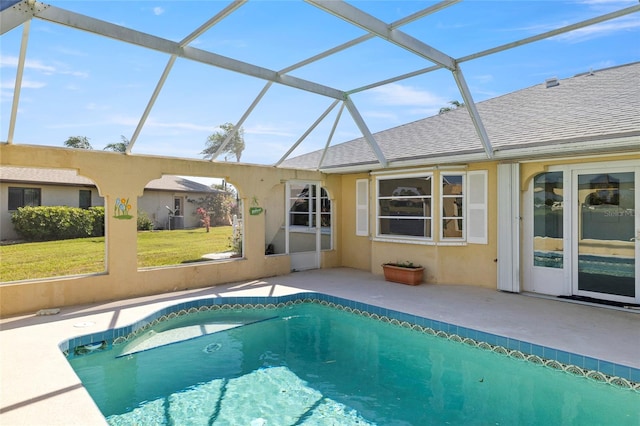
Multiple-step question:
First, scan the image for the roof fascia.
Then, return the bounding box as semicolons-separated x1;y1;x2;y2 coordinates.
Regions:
314;136;640;174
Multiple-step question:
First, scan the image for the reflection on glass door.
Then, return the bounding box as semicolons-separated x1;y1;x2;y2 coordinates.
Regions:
577;171;636;299
533;172;564;269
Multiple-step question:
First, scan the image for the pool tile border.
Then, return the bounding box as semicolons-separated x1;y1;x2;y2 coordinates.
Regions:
61;292;640;391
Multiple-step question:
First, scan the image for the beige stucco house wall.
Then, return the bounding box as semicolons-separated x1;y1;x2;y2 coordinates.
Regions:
0;144;335;317
2;144;638;317
0;143;507;317
337;162;498;289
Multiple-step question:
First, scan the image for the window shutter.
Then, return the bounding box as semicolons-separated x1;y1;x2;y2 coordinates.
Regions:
466;170;488;244
356;179;369;236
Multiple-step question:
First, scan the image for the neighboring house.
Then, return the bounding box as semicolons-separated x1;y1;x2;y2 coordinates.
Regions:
283;62;640;306
0;167;220;240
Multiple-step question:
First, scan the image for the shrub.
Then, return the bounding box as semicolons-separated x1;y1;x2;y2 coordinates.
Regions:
137;210;154;231
11;206;103;241
88;206;105;236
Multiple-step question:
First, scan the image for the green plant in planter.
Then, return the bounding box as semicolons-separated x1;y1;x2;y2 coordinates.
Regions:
384;261;421;268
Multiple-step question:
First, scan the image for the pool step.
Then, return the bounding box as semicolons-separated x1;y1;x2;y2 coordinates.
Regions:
117;316;278;357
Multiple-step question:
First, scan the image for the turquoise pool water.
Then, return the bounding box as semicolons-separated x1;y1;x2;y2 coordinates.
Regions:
69;303;639;425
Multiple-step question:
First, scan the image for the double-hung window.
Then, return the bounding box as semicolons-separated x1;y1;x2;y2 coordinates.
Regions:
374;170;487;244
441;174;465;240
440;171;488;243
376;174;433;240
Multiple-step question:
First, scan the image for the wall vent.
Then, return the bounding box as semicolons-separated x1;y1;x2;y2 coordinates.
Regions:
545;77;559;88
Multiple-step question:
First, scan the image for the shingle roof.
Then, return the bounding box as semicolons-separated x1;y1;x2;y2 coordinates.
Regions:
282;62;640;171
0;166;217;193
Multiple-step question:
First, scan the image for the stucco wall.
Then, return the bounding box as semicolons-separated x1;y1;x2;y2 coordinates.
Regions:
339;163;499;288
338;173;372;271
0;144;328;317
0;175;215;239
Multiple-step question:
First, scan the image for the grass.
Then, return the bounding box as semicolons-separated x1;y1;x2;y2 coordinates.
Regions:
0;227;234;282
137;227;234;267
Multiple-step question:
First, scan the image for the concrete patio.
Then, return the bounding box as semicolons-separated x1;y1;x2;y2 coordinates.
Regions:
1;268;638;425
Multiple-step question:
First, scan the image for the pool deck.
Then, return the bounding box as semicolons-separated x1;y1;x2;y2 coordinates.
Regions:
1;267;639;425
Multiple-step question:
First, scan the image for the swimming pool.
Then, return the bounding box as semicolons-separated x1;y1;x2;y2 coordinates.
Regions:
65;294;640;425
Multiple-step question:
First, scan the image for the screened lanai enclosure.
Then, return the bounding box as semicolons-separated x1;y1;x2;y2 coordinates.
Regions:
2;0;639;167
1;1;639;315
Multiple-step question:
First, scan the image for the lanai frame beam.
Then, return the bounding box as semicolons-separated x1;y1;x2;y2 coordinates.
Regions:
306;0;493;158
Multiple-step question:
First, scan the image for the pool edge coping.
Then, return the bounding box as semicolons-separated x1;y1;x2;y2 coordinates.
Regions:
61;291;640;392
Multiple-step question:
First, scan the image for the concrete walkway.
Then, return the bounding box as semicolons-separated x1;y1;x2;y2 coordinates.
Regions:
1;268;638;425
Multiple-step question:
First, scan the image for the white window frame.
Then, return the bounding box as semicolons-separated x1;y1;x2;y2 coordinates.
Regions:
440;173;466;242
375;172;433;242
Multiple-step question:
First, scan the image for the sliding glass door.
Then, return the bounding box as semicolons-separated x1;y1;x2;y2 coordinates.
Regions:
575;169;637;302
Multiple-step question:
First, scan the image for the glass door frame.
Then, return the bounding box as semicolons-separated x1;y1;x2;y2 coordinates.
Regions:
285;180;322;271
522;166;571;296
571;163;639;304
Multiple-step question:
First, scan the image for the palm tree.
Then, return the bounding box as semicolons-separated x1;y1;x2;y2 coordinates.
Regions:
64;136;93;149
103;135;130;153
201;123;246;162
439;100;465;114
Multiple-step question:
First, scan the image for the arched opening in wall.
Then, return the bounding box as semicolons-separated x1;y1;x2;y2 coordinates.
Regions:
0;166;106;282
136;175;242;268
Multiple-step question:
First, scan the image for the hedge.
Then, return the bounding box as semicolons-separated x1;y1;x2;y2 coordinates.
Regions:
11;206;105;241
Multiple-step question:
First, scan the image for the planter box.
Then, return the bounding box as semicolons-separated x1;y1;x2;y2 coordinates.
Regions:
382;264;424;286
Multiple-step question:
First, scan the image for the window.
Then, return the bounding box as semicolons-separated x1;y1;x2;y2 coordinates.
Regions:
173;197;183;216
533;171;563;268
79;190;92;209
441;174;464;240
376;174;432;239
288;184;331;228
8;187;41;210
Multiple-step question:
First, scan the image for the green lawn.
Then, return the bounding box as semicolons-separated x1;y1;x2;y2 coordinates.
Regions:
0;227;234;282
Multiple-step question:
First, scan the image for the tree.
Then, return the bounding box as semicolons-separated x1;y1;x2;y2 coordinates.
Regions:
64;136;93;149
201;123;245;162
438;100;465;115
188;189;237;227
103;135;130;153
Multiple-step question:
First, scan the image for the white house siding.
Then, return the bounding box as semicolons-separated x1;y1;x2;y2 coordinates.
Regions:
0;182;103;240
137;192;202;230
1;183;210;240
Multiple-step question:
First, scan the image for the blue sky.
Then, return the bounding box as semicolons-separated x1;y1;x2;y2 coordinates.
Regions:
1;0;639;165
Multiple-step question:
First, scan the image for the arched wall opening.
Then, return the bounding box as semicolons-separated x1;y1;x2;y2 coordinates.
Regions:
0;166;106;282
